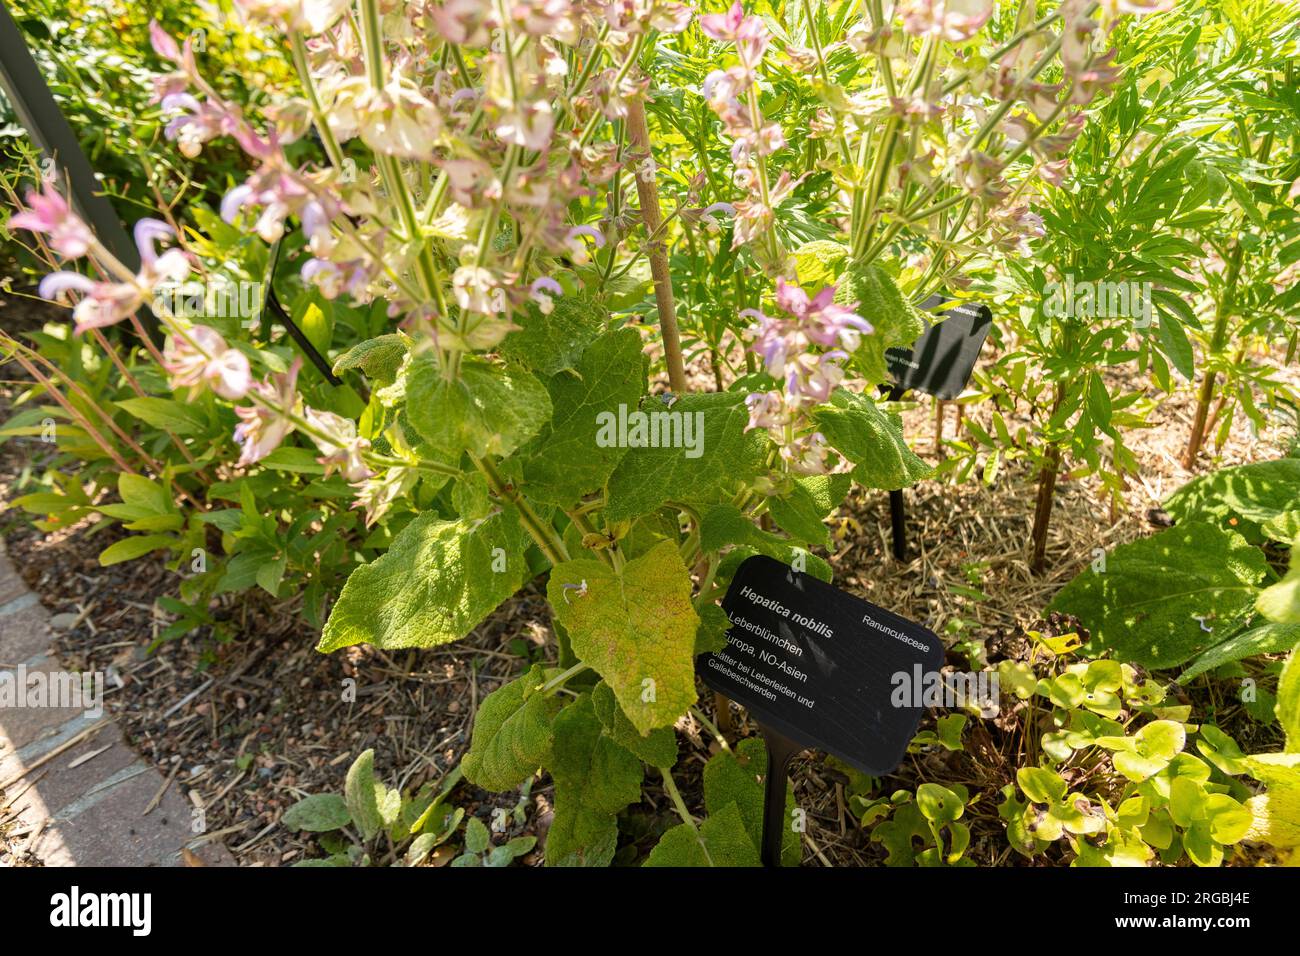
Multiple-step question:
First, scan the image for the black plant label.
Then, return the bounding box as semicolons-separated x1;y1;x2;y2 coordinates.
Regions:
699;555;944;776
887;295;993;400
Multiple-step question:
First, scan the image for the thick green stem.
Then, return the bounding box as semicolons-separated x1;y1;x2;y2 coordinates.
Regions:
1183;243;1244;469
474;456;569;565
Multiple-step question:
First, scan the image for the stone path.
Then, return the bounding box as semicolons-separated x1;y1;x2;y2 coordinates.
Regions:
0;538;233;866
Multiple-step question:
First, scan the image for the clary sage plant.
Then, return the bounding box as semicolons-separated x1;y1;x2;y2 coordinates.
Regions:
13;0;1177;865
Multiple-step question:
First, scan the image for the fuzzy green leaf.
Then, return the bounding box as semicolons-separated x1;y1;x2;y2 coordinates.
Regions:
766;480;832;547
834;263;927;385
812;388;931;490
345;750;383;842
332;334;408;384
1165;458;1300;538
605;392;768;523
704;738;800;866
1259;561;1300;625
463;664;563;791
1279;644;1300;752
792;240;849;288
1180;623;1300;680
548;540;699;733
591;680;678;768
1051;522;1267;669
644;801;760;867
406;353;551;459
499;293;608;376
282;793;351;832
545;694;643;866
520;328;647;505
318;508;528;652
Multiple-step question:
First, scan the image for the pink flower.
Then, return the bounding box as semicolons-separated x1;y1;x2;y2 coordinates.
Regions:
233;359;302;466
430;0;490;45
304;408;372;482
38;272;140;334
529;276;563;314
134;219;192;287
496;100;554;152
898;0;993;43
233;0;350;34
9;185;94;259
162;325;253;400
35;218;189;335
700;2;768;65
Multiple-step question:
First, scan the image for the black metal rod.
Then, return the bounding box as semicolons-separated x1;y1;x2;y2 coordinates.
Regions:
884;384;908;560
266;287;342;386
889;488;906;560
758;723;803;867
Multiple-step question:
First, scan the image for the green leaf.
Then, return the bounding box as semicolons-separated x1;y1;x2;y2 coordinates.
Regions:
834;263;927;385
282;794;352;832
1156;309;1195;380
519;328;647;505
1262;512;1300;544
1180;623;1300;680
605;392;768;523
548;540;699;733
695;603;731;655
1259;561;1300;625
1017;767;1067;804
318;508;528;652
545;694;643;866
766;480;831;547
917;783;965;825
97;534;174;566
644;801;760;867
498;293;608;376
115;397;208;435
792;240;849;288
406;353;551;459
345;750;383;842
117;473;172;514
701;738;800;866
462;664;562;791
1279;644;1300;752
811;388;931;490
259;446;327;474
299;302;333;356
795;473;853;513
463;816;491;854
256;555;286;597
1050;523;1267;669
1165;458;1300;534
591;680;678;768
333;334;408;384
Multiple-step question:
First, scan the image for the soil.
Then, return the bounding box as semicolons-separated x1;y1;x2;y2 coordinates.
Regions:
2;282;1296;866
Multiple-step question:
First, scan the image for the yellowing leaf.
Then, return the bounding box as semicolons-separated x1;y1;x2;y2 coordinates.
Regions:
548;540;699;734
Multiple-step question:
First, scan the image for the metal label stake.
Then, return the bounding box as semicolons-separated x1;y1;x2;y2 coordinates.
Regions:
758;723;803;867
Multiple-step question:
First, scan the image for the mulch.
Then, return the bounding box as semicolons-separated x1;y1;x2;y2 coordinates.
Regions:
2;283;1296;865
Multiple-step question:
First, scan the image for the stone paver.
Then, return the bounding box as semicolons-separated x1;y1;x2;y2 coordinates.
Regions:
0;597;50;665
0;538;235;866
